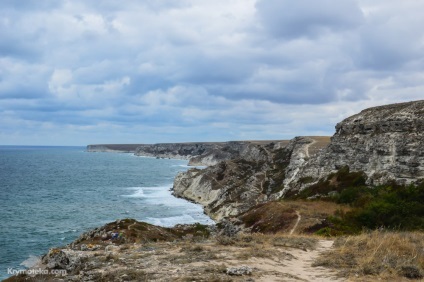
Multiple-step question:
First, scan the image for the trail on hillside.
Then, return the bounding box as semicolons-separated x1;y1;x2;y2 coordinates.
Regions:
304;138;317;158
289;211;301;235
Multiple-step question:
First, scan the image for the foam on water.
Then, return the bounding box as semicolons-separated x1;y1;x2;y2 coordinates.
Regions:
146;214;199;227
173;164;207;169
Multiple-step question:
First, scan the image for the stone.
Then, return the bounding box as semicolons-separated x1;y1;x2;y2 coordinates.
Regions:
105;245;120;253
42;249;88;272
226;266;252;276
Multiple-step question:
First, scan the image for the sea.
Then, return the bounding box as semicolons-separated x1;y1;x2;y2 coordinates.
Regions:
0;146;213;280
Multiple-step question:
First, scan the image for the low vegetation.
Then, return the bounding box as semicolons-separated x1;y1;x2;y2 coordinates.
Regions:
314;230;424;280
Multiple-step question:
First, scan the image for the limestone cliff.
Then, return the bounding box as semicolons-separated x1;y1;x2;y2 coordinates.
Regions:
173;137;330;221
284;100;424;194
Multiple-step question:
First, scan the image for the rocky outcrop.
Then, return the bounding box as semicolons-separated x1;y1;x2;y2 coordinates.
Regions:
284;100;424;193
173;160;271;221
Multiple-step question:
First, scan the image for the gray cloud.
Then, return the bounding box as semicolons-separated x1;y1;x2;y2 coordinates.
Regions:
0;0;423;145
256;0;364;39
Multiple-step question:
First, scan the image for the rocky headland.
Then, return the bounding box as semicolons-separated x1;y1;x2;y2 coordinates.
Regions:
8;100;424;281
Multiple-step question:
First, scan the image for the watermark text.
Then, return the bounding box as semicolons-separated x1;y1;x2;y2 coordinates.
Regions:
7;268;67;276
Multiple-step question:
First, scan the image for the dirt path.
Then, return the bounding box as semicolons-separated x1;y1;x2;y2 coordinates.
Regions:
262;240;342;282
304;138;317;158
289;211;301;235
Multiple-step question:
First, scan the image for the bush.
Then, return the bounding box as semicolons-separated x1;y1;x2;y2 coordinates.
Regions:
323;182;424;234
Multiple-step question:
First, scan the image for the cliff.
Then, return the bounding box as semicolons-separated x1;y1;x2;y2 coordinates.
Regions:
134;141;282;166
173;137;330;221
174;100;424;221
283;100;424;194
134;142;218;162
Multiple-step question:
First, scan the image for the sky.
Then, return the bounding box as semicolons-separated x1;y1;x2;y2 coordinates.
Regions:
0;0;423;146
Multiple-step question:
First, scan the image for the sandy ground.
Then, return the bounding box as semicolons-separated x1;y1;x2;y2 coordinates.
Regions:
215;239;343;282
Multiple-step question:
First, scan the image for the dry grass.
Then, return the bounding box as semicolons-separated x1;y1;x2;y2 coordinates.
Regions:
238;199;350;235
307;136;331;156
314;230;424;280
272;235;318;251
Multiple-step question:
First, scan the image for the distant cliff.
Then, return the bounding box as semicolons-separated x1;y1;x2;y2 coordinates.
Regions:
88;141;283;166
86;144;142;153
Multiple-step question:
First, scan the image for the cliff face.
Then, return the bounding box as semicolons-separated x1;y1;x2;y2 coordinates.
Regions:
134;142;216;161
284;100;424;193
187;141;271;166
134;141;278;166
172;142;279;221
173;137;330;221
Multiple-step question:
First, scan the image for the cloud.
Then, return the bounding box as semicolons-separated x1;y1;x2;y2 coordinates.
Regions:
0;0;423;145
256;0;364;39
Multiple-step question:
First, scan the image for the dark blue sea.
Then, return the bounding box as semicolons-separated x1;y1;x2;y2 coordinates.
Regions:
0;146;212;280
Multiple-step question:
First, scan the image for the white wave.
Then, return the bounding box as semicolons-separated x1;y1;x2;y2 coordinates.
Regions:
121;185;215;224
121;186;173;198
145;214;213;227
20;255;40;268
173;164;207;169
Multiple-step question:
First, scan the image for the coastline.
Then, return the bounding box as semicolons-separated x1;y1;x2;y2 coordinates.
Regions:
0;149;214;281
